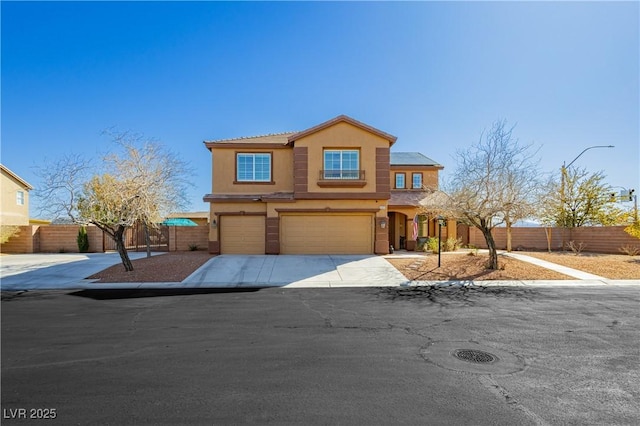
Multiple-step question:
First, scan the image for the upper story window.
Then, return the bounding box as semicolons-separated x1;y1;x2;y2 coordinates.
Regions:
16;190;25;206
395;173;406;189
412;173;422;189
323;149;360;179
237;153;271;182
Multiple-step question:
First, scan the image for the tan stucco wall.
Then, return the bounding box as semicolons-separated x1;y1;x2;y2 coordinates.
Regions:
295;122;390;193
1;170;30;226
390;167;439;190
211;148;293;194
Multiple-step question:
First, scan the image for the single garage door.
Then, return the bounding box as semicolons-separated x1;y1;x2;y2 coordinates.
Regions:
280;214;373;254
220;215;265;254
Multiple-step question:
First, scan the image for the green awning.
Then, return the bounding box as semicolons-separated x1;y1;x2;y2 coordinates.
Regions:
162;218;198;226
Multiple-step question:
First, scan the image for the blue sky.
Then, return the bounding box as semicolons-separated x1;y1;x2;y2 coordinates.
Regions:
2;1;638;216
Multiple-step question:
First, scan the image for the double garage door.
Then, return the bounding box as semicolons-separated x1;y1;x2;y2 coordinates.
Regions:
281;214;373;254
220;214;373;254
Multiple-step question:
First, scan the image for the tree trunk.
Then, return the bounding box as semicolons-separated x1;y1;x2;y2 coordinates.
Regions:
144;223;151;258
114;225;134;272
481;227;499;270
506;222;512;252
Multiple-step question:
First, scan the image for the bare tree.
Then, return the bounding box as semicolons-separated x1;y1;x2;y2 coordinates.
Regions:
445;120;541;269
34;131;193;271
104;130;193;257
33;154;94;221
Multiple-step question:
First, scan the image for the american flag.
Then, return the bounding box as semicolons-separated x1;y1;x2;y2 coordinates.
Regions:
412;215;419;240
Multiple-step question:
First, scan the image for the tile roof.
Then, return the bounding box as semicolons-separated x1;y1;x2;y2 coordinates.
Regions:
389;190;434;207
390;152;441;167
204;132;297;145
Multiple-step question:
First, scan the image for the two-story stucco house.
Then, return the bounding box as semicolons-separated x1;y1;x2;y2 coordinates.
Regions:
1;164;33;226
203;115;452;255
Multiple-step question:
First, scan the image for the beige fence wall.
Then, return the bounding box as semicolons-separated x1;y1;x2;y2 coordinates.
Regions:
467;225;638;254
1;224;210;254
169;226;210;251
38;225;105;253
0;225;36;254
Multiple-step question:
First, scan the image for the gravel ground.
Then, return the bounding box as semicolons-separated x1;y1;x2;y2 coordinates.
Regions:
87;251;214;282
387;252;572;281
519;251;640;280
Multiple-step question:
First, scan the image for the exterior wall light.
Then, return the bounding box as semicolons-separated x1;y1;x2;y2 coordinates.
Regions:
380;220;386;229
211;219;217;228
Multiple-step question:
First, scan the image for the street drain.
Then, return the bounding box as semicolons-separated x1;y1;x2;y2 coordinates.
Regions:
452;349;497;364
420;341;525;375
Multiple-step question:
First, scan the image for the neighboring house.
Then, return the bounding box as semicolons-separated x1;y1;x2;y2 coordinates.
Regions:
1;164;33;226
203;115;453;255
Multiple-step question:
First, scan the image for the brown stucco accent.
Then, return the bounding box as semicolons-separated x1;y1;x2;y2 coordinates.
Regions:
209;240;220;254
376;147;391;196
265;217;280;254
375;217;390;254
293;146;308;195
206;143;291;150
288;115;397;145
316;180;367;188
275;208;379;213
204;195;263;203
293;192;390;200
214;211;267;217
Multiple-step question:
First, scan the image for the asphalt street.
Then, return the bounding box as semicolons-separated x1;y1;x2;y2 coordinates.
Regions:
2;285;639;425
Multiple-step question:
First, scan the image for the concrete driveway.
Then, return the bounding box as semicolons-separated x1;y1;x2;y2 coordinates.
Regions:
0;253;408;290
183;254;408;288
0;253;161;291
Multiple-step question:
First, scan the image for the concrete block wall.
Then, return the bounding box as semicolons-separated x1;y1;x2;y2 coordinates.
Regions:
0;225;36;253
468;225;638;254
169;226;210;251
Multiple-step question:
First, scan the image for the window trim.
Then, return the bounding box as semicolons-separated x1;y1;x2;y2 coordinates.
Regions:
395;173;406;189
234;152;274;184
322;149;360;180
412;172;423;189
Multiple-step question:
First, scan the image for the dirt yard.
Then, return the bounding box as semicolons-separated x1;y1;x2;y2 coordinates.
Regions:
519;251;640;280
88;251;214;282
387;250;640;281
87;250;639;283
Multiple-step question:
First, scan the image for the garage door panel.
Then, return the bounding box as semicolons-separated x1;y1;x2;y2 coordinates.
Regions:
280;214;373;254
221;216;265;254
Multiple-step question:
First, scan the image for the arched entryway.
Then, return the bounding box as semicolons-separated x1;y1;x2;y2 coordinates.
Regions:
388;211;454;252
388;211;408;250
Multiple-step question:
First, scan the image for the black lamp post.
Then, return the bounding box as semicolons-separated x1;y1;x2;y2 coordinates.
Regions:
437;215;445;268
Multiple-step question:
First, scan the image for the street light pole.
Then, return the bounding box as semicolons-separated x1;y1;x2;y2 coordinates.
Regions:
560;145;614;227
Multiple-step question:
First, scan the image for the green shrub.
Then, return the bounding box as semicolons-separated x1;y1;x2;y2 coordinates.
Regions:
444;237;462;252
188;244;199;251
424;237;440;254
77;226;89;253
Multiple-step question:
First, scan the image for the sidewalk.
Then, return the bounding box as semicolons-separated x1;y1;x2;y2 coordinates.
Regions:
1;251;638;291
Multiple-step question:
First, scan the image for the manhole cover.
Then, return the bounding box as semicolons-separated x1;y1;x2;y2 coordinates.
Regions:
420;341;525;375
452;349;497;364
